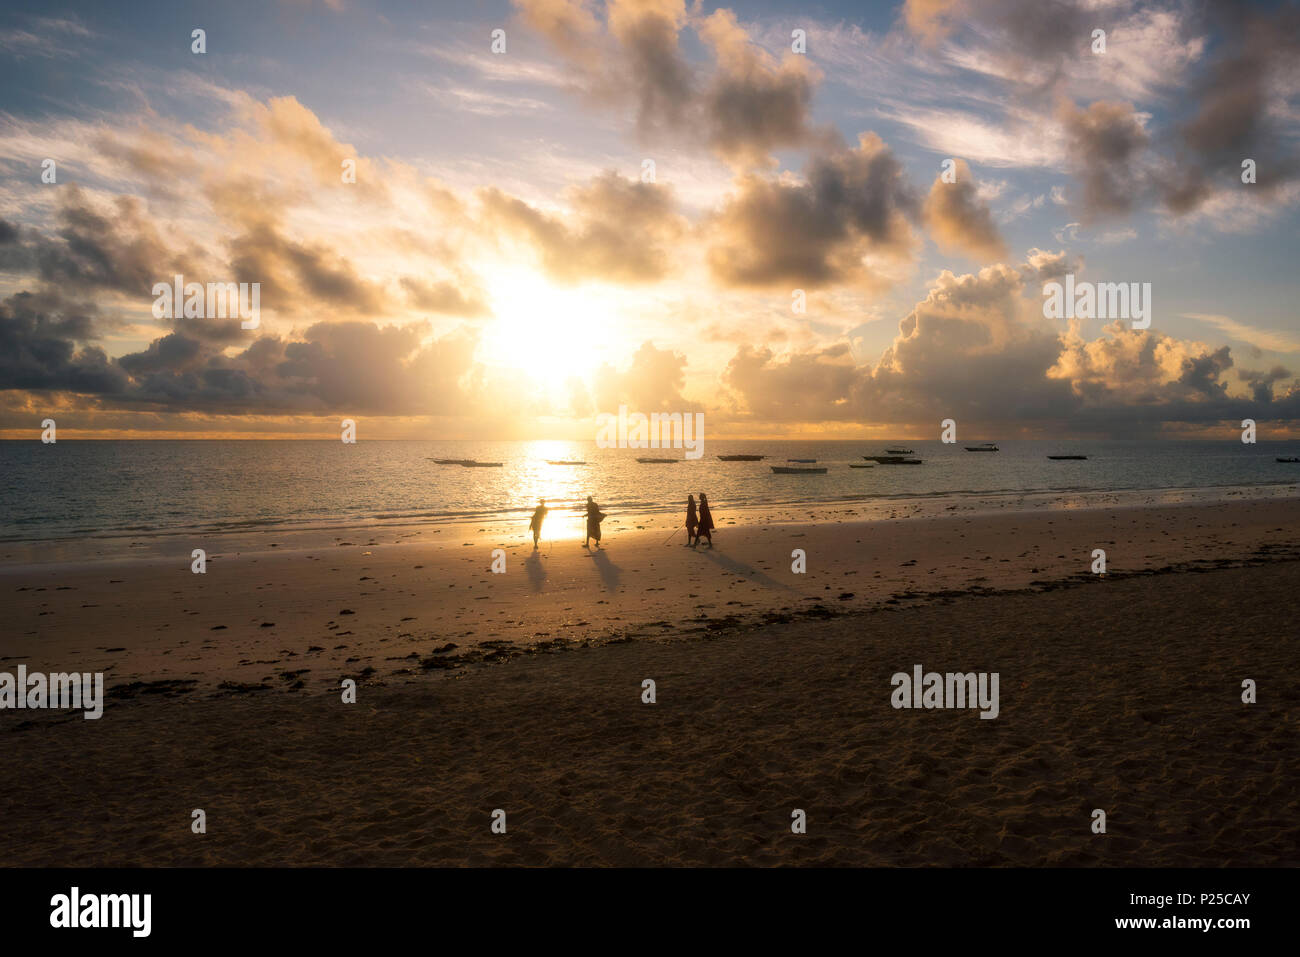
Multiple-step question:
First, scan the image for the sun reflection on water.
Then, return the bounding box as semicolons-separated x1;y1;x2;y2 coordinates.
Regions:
511;440;598;541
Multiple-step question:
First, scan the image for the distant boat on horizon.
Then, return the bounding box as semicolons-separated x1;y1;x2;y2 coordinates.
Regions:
771;465;827;474
717;454;765;461
787;458;817;463
1278;457;1300;463
1047;455;1088;460
865;455;922;464
636;457;677;464
885;448;913;454
428;457;503;467
545;459;587;465
965;444;999;452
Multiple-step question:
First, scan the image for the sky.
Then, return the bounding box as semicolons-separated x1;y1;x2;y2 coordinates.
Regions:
0;0;1297;439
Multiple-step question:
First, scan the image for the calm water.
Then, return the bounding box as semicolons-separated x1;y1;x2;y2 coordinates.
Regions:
2;439;1298;544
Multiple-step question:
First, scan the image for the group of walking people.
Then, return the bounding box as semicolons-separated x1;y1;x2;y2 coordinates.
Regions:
527;494;715;549
683;493;715;547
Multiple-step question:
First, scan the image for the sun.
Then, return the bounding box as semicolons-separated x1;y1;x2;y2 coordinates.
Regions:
482;271;607;386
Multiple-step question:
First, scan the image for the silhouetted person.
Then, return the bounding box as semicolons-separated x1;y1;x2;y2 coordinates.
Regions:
528;498;549;548
584;495;605;549
696;493;715;548
685;494;699;546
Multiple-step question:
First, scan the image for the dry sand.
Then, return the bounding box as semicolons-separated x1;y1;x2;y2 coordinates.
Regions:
1;498;1297;865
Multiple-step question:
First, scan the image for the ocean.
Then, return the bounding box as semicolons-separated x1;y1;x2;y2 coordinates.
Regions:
2;439;1298;547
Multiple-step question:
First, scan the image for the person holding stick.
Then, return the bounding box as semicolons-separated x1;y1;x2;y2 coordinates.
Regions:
696;493;715;548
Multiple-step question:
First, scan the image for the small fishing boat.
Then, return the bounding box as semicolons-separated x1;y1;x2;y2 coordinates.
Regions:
545;460;587;465
636;457;677;464
771;466;827;474
1047;455;1088;460
787;458;817;463
460;460;503;467
429;458;473;465
865;455;922;464
885;448;913;455
848;463;874;468
965;444;999;452
717;454;765;461
1277;457;1300;463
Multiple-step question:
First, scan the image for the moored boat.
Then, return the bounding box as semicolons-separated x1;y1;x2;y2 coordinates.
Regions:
717;454;765;461
965;444;999;452
636;457;677;463
771;466;828;474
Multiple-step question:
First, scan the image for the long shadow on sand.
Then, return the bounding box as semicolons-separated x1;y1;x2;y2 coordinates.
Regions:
696;546;798;593
587;547;622;591
523;549;547;591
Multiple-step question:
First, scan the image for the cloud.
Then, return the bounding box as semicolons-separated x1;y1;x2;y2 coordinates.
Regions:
923;158;1007;261
1058;99;1149;220
719;254;1299;432
400;277;491;318
1239;365;1294;403
29;188;192;295
706;132;918;289
0;290;127;394
479;171;686;283
592;339;691;412
513;0;824;166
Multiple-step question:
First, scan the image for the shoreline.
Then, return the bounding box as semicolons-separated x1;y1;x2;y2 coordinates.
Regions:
4;480;1297;567
5;497;1300;694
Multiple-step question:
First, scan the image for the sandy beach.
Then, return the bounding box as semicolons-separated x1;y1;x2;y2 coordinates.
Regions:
2;497;1297;866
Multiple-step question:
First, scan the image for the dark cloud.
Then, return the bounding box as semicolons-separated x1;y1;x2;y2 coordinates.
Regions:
0;287;485;415
707;132;918;288
1239;365;1293;403
1058;100;1148;221
226;222;385;316
0;291;127;394
32;188;188;295
515;0;823;166
1166;3;1300;213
